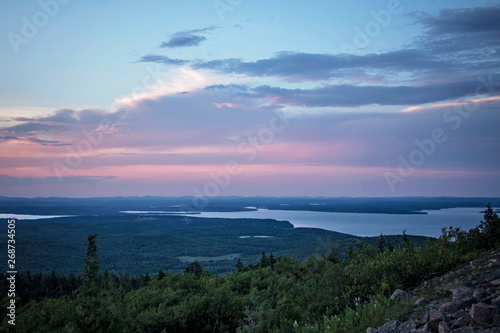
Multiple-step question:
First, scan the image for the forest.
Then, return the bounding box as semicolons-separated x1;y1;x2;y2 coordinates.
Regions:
1;204;499;332
0;213;431;276
2;196;500;215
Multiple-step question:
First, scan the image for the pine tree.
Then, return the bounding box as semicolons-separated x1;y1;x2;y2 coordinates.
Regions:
479;203;500;248
260;251;268;267
185;260;203;276
78;233;100;331
402;230;412;247
82;233;99;290
157;268;166;280
235;258;244;272
377;233;386;253
327;248;340;263
386;240;394;252
76;233;123;332
269;253;276;268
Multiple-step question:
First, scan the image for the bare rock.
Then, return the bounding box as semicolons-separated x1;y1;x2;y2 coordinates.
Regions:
398;319;417;332
377;320;400;333
438;320;451;333
489;269;500;281
415;297;427;306
491;279;500;287
452;287;473;302
482;329;500;333
438;289;453;299
415;311;430;328
452;328;475;333
473;287;488;300
470;303;495;327
366;328;378;333
451;311;471;329
425;314;446;332
390;289;408;300
458;297;481;311
439;301;460;313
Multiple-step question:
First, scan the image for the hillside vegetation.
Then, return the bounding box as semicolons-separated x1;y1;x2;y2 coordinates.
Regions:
1;205;499;332
1;214;430;276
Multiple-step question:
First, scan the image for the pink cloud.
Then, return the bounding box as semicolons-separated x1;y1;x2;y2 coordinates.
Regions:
401;96;500;113
213;102;246;109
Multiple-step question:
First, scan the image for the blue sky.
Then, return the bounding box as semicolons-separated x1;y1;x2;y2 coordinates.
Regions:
0;0;499;197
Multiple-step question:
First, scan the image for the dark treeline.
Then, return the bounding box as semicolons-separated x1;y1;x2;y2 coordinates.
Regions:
1;204;499;332
2;196;500;216
0;269;152;308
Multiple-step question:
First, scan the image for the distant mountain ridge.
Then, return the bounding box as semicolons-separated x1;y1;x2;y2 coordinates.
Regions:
1;196;499;215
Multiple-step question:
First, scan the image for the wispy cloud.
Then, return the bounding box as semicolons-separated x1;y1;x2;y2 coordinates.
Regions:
213;102;245;109
0;135;70;146
137;55;189;66
416;5;500;35
160;26;218;48
253;80;481;107
0;175;115;185
3;108;125;136
135;5;498;87
409;5;500;77
193;50;450;82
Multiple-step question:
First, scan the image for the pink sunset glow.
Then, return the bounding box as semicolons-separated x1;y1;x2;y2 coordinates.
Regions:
1;2;499;198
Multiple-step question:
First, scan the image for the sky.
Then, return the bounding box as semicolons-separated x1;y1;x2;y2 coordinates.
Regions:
0;0;499;198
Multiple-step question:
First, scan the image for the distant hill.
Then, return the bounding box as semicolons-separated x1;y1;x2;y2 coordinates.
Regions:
1;196;499;215
0;214;430;276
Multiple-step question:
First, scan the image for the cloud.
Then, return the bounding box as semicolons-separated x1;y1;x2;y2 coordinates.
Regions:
0;175;115;186
137;55;189;66
401;96;500;113
114;67;244;107
161;35;206;48
160;26;218;48
409;5;500;71
91;81;500;170
136;6;498;86
13;108;124;126
193;50;449;82
0;135;70;146
253;80;483;107
417;6;500;35
1;73;499;197
213;102;245;109
4;108;125;134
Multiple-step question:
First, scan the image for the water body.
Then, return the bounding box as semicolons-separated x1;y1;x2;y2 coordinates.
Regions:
178;207;490;238
4;208;491;238
0;214;72;220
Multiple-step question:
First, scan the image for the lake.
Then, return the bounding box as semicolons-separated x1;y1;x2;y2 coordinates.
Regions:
0;214;72;220
178;207;490;238
2;208;492;238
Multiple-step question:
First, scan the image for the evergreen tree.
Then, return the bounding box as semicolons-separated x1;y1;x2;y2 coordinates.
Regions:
157;268;166;280
76;233;124;332
269;253;276;268
260;251;268;267
386;240;394;252
185;260;203;276
82;233;99;289
235;258;244;272
77;233;100;331
327;247;340;263
478;203;500;248
402;230;412;247
377;233;386;253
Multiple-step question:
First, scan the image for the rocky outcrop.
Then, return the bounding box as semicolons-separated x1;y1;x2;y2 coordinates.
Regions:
391;289;409;300
368;248;500;333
